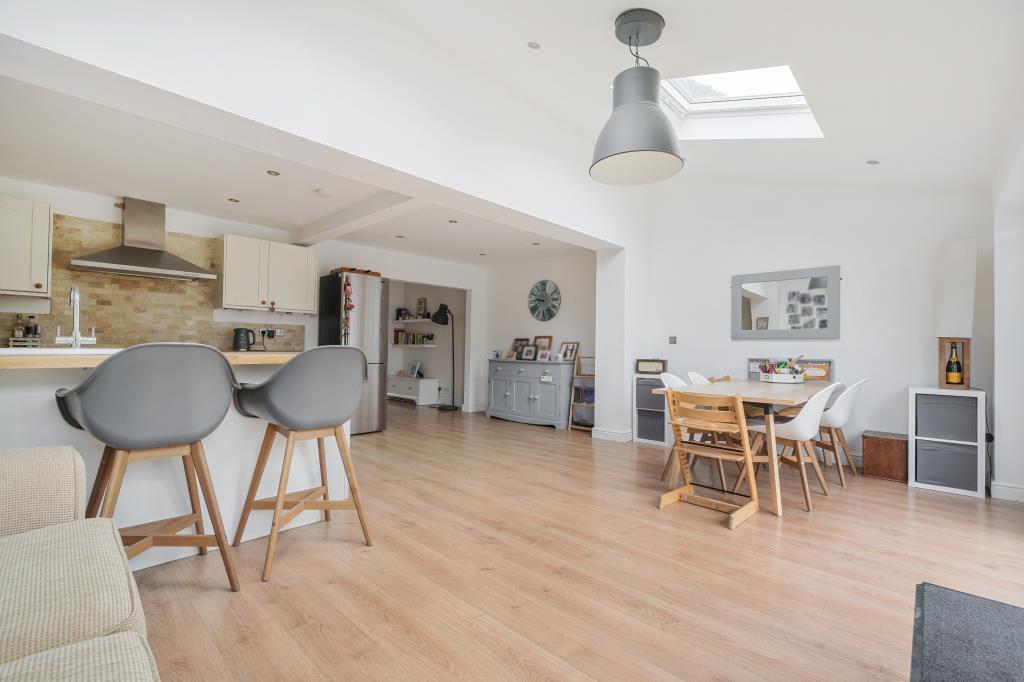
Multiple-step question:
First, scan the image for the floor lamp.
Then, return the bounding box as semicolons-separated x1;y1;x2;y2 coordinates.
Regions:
431;304;459;411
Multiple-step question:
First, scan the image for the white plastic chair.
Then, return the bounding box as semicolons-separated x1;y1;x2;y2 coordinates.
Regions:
742;382;842;512
687;372;710;385
660;372;686;389
818;378;869;484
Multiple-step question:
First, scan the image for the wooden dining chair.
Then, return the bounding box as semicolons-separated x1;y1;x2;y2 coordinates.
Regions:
657;389;759;530
736;383;841;512
660;373;733;489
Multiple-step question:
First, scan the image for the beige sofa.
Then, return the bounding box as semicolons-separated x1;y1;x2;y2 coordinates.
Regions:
0;447;158;681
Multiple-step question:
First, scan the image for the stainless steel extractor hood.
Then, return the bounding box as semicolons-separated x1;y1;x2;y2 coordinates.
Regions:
69;197;216;281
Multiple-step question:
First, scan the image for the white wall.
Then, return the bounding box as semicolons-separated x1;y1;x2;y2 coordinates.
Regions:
641;179;992;454
992;138;1024;501
485;251;596;359
391;282;466;405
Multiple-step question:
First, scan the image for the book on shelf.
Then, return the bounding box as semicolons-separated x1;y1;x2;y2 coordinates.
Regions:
393;329;435;346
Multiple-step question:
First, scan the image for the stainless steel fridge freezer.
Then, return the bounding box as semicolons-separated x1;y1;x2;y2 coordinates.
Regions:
318;271;388;434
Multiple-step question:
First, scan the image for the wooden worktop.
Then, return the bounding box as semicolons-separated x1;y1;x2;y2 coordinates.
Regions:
0;351;299;370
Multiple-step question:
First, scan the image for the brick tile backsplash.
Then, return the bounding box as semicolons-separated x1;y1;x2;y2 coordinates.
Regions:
1;214;307;351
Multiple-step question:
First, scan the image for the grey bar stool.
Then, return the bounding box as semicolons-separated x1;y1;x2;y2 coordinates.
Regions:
232;345;372;581
56;342;240;592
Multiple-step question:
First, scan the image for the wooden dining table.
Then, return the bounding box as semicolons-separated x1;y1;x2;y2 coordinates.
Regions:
653;379;829;517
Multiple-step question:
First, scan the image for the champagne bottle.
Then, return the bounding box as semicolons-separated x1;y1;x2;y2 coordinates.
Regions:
945;343;963;385
13;314;25;339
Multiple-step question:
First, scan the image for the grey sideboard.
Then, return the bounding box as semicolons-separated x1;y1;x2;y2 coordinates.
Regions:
486;359;574;429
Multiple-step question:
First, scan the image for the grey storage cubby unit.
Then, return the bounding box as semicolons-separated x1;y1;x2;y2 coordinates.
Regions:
486;359;574;429
915;393;978;442
908;387;986;498
634;375;669;445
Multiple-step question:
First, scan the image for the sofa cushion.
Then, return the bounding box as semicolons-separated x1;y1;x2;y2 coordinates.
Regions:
0;631;158;681
0;447;85;537
0;518;145;664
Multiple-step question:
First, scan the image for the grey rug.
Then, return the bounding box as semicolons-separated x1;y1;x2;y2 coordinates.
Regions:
911;582;1024;681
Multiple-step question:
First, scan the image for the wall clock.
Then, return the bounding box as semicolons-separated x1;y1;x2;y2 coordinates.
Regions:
528;280;561;321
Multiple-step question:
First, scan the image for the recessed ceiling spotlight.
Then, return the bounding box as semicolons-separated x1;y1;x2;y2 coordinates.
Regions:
266;170;280;176
478;253;486;256
527;41;541;50
227;197;240;203
531;242;540;246
395;235;405;239
866;159;880;165
448;219;459;224
314;188;334;198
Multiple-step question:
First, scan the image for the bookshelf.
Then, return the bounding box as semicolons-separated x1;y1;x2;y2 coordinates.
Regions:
569;355;595;432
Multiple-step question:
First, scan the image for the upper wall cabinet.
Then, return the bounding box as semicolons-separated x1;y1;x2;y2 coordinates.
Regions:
215;234;317;314
0;197;52;297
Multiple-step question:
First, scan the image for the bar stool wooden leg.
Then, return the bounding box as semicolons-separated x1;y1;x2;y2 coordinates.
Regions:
234;424;276;546
86;446;114;518
262;431;297;582
182;453;208;555
99;450;130;519
189;441;239;592
317;437;332;522
334;427;372;547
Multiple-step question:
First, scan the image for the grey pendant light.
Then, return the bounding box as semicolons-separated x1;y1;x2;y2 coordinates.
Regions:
591;9;683;186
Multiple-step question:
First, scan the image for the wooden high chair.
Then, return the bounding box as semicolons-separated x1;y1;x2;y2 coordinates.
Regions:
657;390;759;529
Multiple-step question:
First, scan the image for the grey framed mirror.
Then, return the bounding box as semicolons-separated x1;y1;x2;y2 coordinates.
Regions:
731;265;840;340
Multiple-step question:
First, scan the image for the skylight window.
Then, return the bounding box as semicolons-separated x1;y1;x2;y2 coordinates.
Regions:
659;65;822;140
669;66;803;105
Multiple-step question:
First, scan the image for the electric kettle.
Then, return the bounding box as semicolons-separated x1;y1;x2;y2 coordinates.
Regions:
233;328;256;351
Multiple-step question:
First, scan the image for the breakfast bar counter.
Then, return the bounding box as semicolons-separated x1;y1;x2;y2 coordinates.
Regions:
0;346;349;573
0;349;299;370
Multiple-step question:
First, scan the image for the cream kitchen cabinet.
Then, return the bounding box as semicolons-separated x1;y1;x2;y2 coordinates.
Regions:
0;197;52;297
215;235;317;314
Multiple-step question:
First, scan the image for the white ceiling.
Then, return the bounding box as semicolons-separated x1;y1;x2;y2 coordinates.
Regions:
370;0;1024;192
342;204;581;264
0;74;589;263
0;76;385;229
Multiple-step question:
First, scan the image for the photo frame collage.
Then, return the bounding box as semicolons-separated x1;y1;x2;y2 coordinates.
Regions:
492;337;580;362
785;290;829;330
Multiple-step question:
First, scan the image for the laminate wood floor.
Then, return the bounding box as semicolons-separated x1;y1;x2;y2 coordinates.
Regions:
136;404;1024;680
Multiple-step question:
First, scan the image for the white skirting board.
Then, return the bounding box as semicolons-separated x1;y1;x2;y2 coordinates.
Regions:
990;481;1024;502
592;428;632;443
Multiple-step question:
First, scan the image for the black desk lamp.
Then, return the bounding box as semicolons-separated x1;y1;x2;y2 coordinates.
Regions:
431;304;459;411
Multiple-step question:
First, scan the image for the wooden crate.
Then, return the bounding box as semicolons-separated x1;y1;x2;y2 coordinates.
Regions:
862;430;908;482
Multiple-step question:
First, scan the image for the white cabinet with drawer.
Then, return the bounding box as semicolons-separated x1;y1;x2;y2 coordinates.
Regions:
386;375;439;406
0;197;51;297
215;234;317;314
